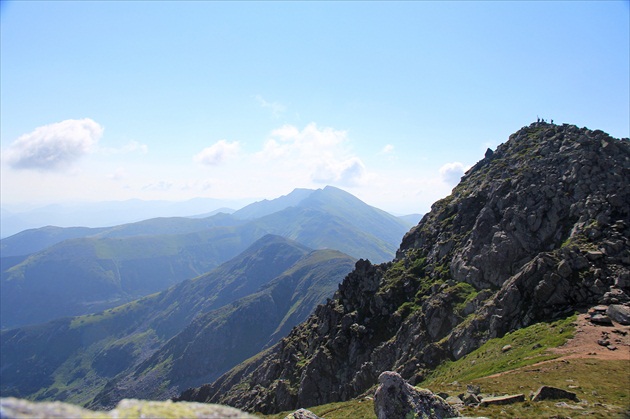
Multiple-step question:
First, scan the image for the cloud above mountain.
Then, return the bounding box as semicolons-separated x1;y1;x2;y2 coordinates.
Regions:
258;123;367;186
194;140;241;166
439;162;467;186
4;118;103;171
312;157;367;186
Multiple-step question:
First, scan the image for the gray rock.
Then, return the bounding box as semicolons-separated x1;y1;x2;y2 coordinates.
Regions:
0;397;95;418
0;397;259;419
466;384;480;395
374;371;459;419
445;395;464;406
586;250;604;260
112;399;259;418
607;304;630;325
531;386;579;402
554;401;585;410
589;313;613;326
479;394;525;406
284;408;323;419
557;260;573;278
461;392;480;406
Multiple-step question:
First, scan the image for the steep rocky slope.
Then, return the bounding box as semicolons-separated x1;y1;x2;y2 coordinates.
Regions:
177;122;630;414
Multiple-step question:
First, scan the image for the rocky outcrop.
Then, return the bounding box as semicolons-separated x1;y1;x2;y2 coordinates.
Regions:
284;408;322;419
0;397;258;419
531;385;579;402
607;304;630;325
178;122;630;414
373;371;459;419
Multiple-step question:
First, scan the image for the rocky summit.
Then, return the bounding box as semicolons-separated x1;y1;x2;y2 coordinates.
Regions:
177;122;629;414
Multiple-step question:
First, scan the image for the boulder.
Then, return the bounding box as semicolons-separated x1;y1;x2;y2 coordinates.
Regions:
0;397;259;419
531;386;579;402
0;397;94;418
479;394;525;406
445;395;464;407
373;371;459;419
284;408;323;419
461;392;480;406
607;304;630;325
589;313;613;326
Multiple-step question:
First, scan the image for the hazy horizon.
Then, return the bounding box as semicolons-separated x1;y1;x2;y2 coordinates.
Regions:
0;185;426;238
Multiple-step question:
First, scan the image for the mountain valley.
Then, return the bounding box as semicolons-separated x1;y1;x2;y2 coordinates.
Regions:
1;235;356;408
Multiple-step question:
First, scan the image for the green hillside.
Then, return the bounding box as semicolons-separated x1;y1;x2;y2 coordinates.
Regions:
0;223;266;329
0;236;355;409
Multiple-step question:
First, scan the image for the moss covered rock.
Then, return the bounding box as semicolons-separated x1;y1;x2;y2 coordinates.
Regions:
0;397;258;419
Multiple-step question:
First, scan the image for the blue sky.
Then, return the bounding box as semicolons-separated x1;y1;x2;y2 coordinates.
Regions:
1;1;628;216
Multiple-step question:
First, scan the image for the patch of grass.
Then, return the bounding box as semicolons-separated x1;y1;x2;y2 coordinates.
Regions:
444;282;478;315
396;301;421;318
423;315;576;385
456;359;630;418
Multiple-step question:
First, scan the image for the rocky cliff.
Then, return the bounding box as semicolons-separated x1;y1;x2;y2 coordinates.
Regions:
177;122;629;414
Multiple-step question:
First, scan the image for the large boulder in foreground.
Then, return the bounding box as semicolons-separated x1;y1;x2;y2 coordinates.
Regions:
374;371;459;419
0;397;258;419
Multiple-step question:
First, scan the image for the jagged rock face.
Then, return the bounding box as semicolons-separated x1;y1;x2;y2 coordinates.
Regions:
178;123;630;414
373;371;458;419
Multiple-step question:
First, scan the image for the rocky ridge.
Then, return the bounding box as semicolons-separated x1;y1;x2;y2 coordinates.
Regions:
177;122;629;414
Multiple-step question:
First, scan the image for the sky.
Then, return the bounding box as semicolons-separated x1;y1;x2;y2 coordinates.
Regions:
1;1;629;217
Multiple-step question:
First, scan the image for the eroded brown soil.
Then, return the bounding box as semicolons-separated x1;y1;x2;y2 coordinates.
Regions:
548;313;630;361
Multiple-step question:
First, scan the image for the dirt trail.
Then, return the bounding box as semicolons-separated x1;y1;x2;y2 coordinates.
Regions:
548;313;630;361
486;313;629;379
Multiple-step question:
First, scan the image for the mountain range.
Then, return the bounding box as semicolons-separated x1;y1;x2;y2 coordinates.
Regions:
0;198;248;239
1;186;418;329
0;235;356;407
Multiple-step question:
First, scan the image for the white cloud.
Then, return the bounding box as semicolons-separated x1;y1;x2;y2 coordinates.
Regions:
255;95;286;118
259;123;348;159
312;156;367;186
439;162;467;186
381;144;394;154
193;140;241;166
256;123;367;186
4;118;103;171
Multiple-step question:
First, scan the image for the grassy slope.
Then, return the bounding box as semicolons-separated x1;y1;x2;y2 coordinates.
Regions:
262;315;630;418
